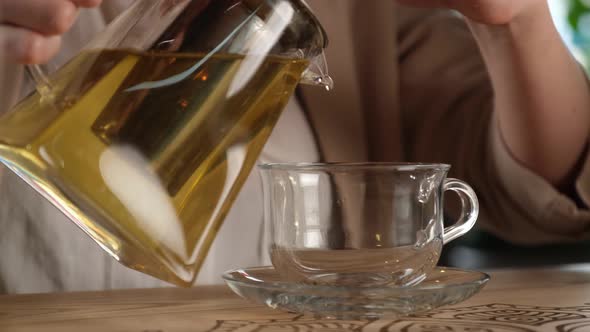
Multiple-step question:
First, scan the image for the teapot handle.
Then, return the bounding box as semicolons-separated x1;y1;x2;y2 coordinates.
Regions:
26;64;53;96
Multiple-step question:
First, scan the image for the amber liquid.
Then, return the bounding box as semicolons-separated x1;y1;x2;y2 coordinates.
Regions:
0;50;308;286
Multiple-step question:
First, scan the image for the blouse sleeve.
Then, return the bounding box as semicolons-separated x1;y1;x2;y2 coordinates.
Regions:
397;6;590;244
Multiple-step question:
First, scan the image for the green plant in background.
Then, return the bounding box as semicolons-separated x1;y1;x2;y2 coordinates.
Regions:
568;0;590;68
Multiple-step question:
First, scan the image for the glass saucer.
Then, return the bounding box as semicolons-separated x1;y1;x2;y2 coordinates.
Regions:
222;266;489;320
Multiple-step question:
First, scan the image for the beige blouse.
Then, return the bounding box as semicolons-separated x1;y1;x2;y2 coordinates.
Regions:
300;1;590;244
0;0;588;293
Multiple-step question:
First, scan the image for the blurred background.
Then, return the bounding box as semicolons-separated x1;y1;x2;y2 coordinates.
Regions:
552;0;590;70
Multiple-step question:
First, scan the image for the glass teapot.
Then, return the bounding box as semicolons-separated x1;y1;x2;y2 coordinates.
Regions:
0;0;331;286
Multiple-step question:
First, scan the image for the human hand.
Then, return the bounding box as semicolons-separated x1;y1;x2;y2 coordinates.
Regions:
0;0;103;64
394;0;544;25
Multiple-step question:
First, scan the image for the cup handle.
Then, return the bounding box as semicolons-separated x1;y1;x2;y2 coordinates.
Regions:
442;178;479;244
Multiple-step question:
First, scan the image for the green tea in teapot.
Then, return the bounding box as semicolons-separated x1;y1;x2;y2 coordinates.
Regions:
0;49;308;286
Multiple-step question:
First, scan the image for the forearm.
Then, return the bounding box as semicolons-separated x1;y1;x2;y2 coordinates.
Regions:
468;2;590;186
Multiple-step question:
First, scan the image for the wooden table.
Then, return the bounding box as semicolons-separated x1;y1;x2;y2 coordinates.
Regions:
2;264;590;332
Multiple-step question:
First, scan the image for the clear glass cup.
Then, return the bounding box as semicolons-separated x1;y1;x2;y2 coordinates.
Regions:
259;163;479;287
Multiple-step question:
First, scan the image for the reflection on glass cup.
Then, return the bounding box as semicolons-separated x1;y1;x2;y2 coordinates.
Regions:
259;163;479;287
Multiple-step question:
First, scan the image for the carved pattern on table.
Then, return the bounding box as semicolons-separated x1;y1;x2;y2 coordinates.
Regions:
207;303;590;332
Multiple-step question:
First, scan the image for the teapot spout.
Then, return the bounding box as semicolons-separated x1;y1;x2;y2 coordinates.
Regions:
300;51;333;91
